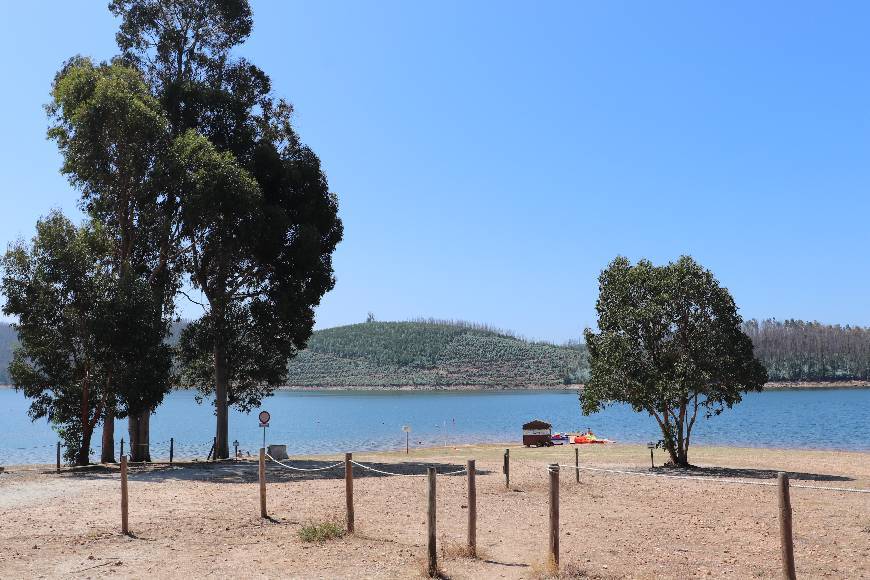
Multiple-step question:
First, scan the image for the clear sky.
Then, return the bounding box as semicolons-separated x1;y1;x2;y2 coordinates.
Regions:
1;1;868;342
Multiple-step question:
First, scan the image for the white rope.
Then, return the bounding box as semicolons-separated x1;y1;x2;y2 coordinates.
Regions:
555;464;870;494
266;454;344;472
350;460;466;477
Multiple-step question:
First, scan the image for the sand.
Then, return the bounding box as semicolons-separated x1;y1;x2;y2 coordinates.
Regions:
0;444;868;579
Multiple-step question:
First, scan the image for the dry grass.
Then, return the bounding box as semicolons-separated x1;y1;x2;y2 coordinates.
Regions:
530;556;598;579
440;538;488;560
298;518;346;543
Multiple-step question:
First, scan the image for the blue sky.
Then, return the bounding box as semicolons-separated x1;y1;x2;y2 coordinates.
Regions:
1;1;868;342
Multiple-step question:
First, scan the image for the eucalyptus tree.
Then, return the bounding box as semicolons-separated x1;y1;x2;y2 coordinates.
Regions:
171;106;342;459
2;213;115;465
47;58;177;462
107;0;342;459
582;256;767;467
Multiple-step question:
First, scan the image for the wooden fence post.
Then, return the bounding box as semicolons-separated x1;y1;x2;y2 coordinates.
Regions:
503;448;510;489
259;448;267;518
56;442;61;473
549;463;560;569
345;453;354;533
169;438;174;465
427;467;437;576
120;455;129;535
778;472;796;580
467;459;477;556
574;447;579;483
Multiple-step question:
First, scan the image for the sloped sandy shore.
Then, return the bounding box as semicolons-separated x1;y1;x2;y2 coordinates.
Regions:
0;444;867;579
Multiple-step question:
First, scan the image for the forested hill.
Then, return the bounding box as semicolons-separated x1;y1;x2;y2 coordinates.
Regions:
285;319;587;388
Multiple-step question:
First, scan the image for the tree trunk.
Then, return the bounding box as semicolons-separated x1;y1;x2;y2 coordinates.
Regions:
101;406;116;464
664;441;681;466
214;336;230;460
128;410;151;462
76;425;94;466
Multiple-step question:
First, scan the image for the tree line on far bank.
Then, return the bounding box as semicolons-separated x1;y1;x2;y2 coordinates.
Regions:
1;0;341;466
743;319;870;381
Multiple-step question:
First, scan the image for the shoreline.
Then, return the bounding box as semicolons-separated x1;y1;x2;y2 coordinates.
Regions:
277;380;870;391
3;441;868;471
2;380;869;392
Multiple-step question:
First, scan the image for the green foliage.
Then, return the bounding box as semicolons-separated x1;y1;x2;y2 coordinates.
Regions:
285;320;588;388
108;0;343;460
583;256;767;467
298;520;346;543
1;213;116;465
47;57;177;463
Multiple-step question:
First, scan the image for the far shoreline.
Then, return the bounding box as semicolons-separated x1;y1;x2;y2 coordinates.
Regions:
275;380;870;391
1;380;870;391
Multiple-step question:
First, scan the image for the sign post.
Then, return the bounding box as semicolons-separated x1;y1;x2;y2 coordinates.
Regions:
402;425;411;454
259;411;271;450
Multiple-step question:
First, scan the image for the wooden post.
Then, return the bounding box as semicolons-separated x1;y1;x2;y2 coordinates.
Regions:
56;442;61;473
548;463;560;569
467;459;477;556
503;448;510;489
120;455;129;535
169;438;174;465
259;448;267;518
574;447;580;483
427;467;437;576
345;453;354;533
778;472;796;580
120;437;124;457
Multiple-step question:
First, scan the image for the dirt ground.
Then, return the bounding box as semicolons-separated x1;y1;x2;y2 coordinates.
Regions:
0;444;868;579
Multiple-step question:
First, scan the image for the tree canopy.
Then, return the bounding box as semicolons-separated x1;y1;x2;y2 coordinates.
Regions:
582;256;767;467
48;56;177;462
5;0;343;463
2;213;115;464
106;0;342;459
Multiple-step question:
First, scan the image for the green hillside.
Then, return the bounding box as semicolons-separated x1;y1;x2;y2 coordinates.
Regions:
285;319;588;388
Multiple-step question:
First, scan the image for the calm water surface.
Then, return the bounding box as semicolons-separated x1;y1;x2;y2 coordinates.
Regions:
1;387;868;465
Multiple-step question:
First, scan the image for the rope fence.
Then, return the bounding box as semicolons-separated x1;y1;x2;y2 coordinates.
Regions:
265;454;345;472
0;436;270;470
350;460;467;477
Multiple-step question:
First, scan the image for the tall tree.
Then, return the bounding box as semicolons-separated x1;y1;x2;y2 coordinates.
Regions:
582;256;767;467
2;213;115;465
48;57;177;462
111;0;342;459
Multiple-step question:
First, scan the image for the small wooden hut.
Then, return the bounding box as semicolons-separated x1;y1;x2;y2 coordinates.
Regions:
522;419;553;447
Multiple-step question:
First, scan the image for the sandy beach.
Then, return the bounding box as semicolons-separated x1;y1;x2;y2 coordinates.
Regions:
0;443;868;579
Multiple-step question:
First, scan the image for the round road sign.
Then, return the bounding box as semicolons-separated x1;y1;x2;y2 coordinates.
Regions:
259;410;271;425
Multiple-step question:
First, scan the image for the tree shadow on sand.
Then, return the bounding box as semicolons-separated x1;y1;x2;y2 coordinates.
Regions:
649;465;854;483
57;459;489;485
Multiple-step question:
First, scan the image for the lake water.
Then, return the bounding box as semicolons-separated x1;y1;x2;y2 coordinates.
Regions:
1;387;868;465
